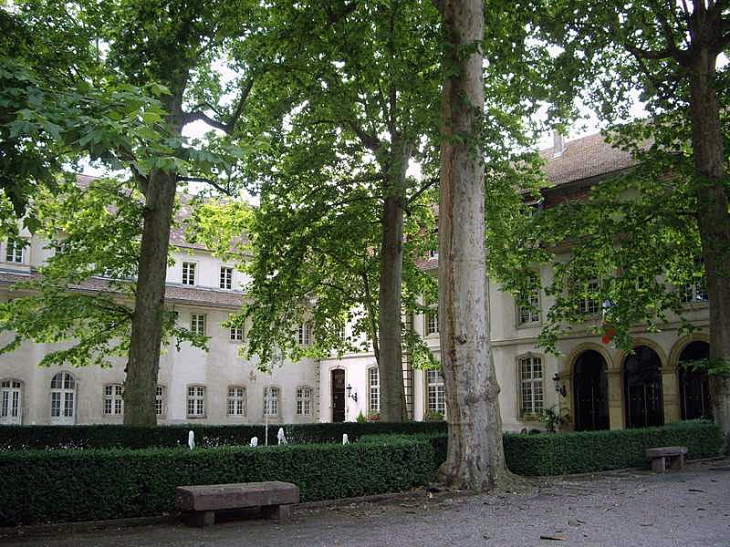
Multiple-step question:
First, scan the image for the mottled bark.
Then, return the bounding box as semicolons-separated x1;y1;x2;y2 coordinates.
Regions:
436;0;511;489
687;40;730;452
378;138;411;422
124;94;185;426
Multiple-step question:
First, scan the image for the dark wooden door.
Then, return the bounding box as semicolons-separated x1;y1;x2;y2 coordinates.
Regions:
624;346;664;428
331;369;345;422
679;341;711;420
573;350;609;431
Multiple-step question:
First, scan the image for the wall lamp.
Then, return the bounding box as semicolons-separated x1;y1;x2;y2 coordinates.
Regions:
552;373;567;398
346;383;358;403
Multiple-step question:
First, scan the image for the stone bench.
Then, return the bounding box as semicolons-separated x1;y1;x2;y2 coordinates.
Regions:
175;481;299;527
645;446;688;473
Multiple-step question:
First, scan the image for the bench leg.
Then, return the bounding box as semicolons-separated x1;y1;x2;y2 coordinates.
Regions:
670;454;685;471
261;504;292;521
651;457;667;473
186;511;215;527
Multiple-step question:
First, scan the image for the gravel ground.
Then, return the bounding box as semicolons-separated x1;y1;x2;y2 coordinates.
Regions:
3;458;729;547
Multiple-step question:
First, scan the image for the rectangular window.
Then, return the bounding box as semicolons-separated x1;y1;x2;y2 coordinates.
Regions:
187;386;206;417
517;274;540;325
103;384;124;416
220;266;233;290
182;262;197;286
264;387;280;416
191;314;206;336
578;280;601;316
51;392;61;418
227;386;246;416
298;323;311;346
5;239;24;263
155;385;166;417
426;370;446;415
230;325;244;342
296;387;312;416
368;367;380;413
0;380;22;423
519;355;544;416
682;258;708;303
426;310;439;336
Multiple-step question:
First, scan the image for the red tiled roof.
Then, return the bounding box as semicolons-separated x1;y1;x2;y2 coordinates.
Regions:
539;133;637;186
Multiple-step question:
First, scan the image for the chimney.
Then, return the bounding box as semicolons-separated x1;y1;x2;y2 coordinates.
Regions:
553;130;566;157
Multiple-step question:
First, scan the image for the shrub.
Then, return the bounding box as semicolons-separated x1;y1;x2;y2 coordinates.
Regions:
0;421;448;452
503;420;722;475
0;437;441;526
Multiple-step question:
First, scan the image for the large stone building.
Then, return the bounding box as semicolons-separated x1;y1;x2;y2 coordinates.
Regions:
0;135;711;431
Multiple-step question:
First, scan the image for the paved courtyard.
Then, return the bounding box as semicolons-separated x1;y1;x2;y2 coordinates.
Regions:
3;458;729;547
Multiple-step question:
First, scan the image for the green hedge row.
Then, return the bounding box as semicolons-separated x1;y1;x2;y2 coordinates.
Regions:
0;437;441;526
504;420;723;475
0;421;448;451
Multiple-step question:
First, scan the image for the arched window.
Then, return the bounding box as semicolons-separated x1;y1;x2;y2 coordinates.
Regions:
50;372;76;425
572;350;609;431
0;379;23;425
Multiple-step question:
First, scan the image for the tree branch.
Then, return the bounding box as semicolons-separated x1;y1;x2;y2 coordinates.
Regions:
407;176;439;206
177;176;232;196
181;77;255;134
349;120;381;152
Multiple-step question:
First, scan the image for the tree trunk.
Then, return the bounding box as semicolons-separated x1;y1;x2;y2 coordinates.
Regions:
123;93;185;425
436;0;511;489
688;47;730;453
377;138;411;422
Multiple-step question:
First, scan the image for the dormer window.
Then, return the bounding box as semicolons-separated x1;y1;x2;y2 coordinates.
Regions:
182;262;196;286
5;239;25;264
220;266;233;290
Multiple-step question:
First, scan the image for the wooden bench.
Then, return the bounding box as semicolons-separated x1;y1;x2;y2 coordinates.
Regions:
175;481;299;527
645;446;688;473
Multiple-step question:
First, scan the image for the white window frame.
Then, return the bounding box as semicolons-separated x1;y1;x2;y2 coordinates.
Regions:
182;261;197;286
298;322;311;346
296;386;312;416
103;383;124;416
425;298;438;336
230;324;244;342
367;366;380;414
50;372;76;425
264;386;280;417
518;354;544;418
220;266;233;290
0;379;23;424
191;314;207;336
227;385;247;417
186;385;206;418
577;279;601;316
155;385;167;418
517;273;541;325
4;238;25;264
426;370;446;416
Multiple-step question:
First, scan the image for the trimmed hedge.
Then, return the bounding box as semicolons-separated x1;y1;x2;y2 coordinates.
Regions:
0;421;448;451
503;420;723;476
0;437;441;526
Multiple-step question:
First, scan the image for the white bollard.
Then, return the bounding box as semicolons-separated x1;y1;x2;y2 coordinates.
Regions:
250;436;258;448
188;430;195;450
342;433;349;445
277;427;288;445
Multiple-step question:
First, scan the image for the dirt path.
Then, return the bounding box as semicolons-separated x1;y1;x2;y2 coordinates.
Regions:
3;458;729;547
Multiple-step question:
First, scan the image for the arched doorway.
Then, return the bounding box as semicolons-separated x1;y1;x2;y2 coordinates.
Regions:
573;350;609;431
624;346;664;428
678;341;711;420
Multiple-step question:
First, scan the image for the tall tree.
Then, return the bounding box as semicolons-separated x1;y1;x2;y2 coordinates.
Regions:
532;0;730;447
2;0;266;424
435;0;511;489
230;0;443;421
